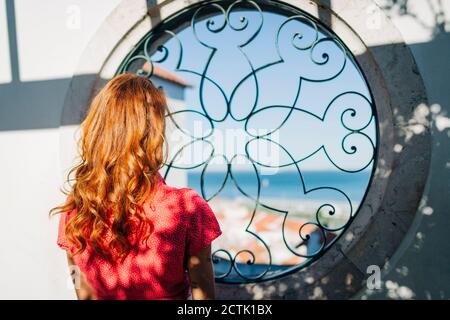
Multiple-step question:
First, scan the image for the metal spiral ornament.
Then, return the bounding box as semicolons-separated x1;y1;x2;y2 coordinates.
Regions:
117;0;378;283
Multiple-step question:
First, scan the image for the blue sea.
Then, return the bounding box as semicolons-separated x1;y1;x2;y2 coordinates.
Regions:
188;170;371;203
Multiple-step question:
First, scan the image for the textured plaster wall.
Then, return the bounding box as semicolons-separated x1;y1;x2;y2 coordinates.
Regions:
357;0;450;300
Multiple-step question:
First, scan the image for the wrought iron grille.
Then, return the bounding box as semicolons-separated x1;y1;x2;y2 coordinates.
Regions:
117;0;378;283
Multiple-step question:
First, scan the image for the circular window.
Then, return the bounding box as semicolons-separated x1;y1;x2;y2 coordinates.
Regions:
117;0;378;283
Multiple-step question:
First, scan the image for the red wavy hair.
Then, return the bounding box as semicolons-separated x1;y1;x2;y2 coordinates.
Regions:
50;73;167;260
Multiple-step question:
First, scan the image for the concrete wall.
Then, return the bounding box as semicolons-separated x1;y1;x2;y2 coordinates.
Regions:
358;0;450;300
0;0;449;299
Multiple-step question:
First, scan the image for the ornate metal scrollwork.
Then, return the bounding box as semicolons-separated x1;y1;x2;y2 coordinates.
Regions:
117;0;378;283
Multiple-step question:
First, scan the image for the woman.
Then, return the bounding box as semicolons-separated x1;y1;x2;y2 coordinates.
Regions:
50;73;222;300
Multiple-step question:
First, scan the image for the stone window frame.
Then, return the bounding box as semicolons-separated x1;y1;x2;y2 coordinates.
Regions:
60;0;430;299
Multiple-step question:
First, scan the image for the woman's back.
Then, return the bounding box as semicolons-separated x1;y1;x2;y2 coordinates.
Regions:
58;173;221;299
52;74;221;299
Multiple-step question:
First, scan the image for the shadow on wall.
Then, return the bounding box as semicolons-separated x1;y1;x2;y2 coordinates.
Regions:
359;34;450;301
353;0;450;300
1;0;450;300
381;0;449;37
0;0;74;130
0;0;182;130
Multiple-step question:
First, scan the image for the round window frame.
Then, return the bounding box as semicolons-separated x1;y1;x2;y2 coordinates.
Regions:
115;0;380;284
60;0;431;299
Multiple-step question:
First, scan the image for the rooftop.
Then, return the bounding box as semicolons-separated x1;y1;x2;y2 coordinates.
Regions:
142;62;193;88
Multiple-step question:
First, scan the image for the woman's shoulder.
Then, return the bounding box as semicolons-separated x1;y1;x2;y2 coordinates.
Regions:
155;183;211;219
155;174;205;205
158;183;207;209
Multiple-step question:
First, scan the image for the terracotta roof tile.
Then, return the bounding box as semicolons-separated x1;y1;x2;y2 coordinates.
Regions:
143;62;193;88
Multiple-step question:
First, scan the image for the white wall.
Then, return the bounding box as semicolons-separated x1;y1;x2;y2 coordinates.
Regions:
0;0;121;299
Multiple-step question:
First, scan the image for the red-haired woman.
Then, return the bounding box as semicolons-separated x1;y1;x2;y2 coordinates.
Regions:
51;73;222;300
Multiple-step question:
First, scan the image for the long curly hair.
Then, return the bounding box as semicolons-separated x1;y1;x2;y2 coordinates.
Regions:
50;73;167;260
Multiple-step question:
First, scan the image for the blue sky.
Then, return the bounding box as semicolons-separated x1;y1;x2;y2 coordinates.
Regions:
151;10;376;173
